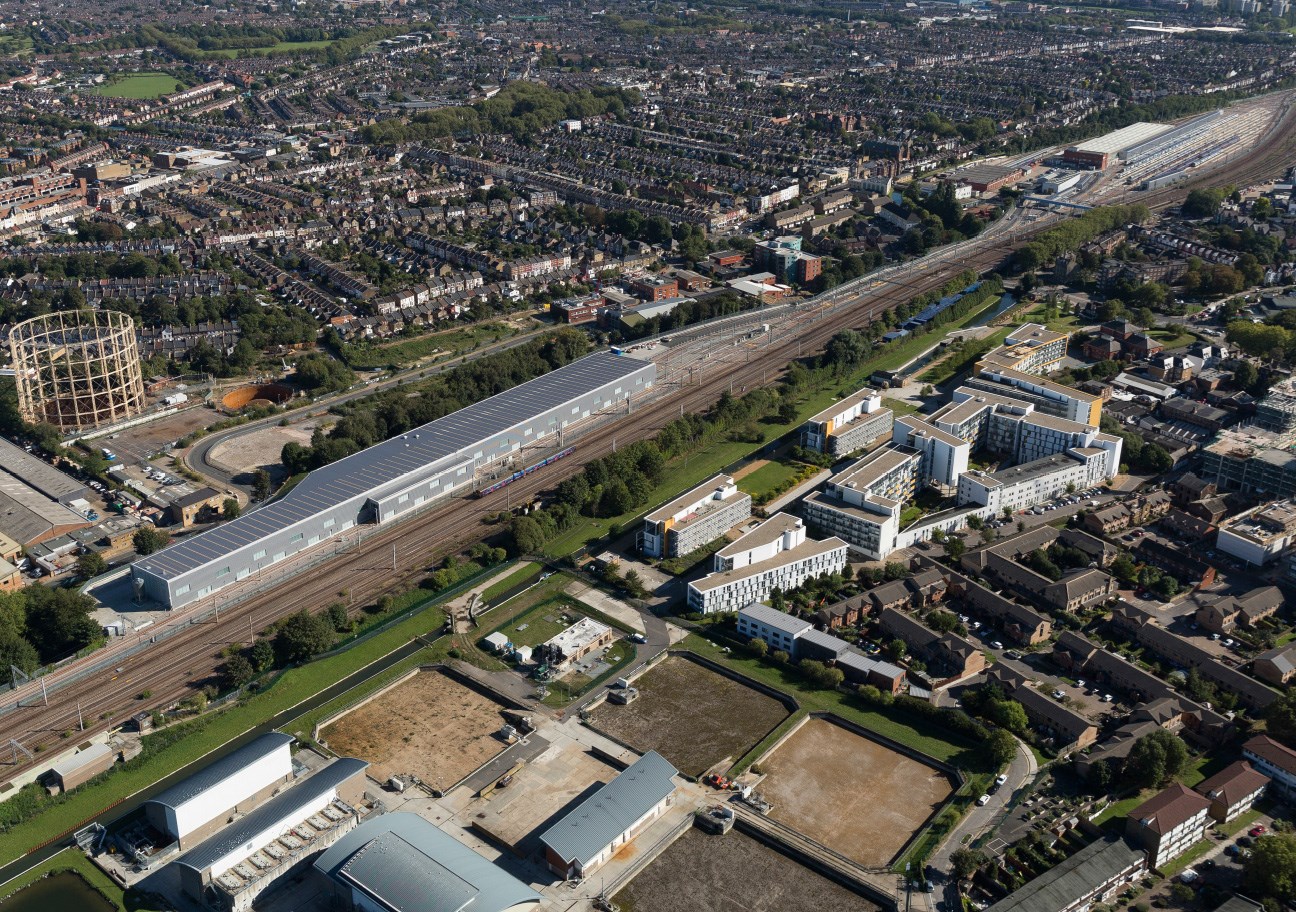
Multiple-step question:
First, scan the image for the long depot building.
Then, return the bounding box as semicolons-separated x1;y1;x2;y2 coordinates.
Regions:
134;351;655;609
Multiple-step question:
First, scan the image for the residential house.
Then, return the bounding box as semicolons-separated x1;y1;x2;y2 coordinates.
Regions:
1254;643;1296;686
1195;761;1269;823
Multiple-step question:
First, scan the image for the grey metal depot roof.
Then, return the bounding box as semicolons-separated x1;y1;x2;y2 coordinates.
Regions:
175;757;367;874
540;750;677;867
136;351;651;581
314;812;541;912
147;732;292;812
0;436;88;503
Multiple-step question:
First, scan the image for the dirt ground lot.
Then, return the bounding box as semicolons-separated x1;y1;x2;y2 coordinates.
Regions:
615;827;877;912
320;670;508;787
588;656;789;776
208;417;328;477
760;717;953;867
110;406;220;465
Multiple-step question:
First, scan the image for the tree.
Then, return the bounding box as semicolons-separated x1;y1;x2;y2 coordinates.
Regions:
770;649;790;664
1124;729;1189;789
747;636;768;659
886;639;908;661
274;610;335;664
251;469;272;503
250;639;275;672
133;527;170;556
623;569;648;599
76;551;107;578
1244;834;1296;903
989;699;1030;735
1234;359;1260;391
951;848;988;881
222;498;241;519
1266;690;1296;748
987;729;1018;767
326;602;350;632
222;654;255;689
945;537;966;561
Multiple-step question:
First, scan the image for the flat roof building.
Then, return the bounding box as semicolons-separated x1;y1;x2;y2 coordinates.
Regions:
0;437;89;504
48;742;115;793
800;387;893;457
135;352;655;609
315;813;541;912
639;474;751;558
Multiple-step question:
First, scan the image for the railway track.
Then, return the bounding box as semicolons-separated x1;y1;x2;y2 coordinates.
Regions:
7;90;1296;791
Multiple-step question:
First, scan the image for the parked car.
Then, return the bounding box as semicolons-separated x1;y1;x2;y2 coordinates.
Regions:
1052;689;1066;700
995;774;1009;786
977;794;991;806
1249;825;1267;837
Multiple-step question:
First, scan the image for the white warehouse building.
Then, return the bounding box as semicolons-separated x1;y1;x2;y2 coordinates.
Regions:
133;352;656;609
145;733;295;850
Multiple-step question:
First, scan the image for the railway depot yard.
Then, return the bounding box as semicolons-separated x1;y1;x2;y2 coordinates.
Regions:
758;716;955;868
614;827;877;912
588;655;791;776
318;668;510;789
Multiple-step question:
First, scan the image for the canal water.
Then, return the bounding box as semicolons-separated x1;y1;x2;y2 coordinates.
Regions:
0;872;114;912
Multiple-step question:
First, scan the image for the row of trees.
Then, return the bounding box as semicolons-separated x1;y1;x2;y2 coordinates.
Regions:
284;329;590;474
508;386;786;553
1014;204;1152;273
1085;728;1189;792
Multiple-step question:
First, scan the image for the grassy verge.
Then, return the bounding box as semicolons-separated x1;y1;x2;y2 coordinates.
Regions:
0;847;154;911
1160;836;1218;877
883;397;921;417
683;634;978;765
479;562;541;603
0;594;452;865
341;323;524;370
1094;791;1150;826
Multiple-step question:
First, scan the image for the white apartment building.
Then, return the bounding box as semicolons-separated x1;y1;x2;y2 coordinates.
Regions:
1244;735;1296;800
801;388;894;456
966;367;1102;425
958;448;1114;515
686;514;847;614
978;323;1070;375
894;416;970;488
639;475;752;558
1216;501;1296;566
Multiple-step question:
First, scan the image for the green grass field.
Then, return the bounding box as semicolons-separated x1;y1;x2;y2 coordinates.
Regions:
489;598;580;648
883;397;921;416
479;562;541;603
738;460;810;502
92;73;181;99
342;323;524;370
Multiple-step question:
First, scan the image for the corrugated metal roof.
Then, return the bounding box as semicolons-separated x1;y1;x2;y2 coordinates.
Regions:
315;813;541;912
147;732;293;812
174;756;367;873
0;437;88;502
540;751;677;867
51;742;113;778
136;351;652;580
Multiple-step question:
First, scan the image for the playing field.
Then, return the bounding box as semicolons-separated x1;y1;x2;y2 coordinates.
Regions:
760;716;954;867
319;669;508;788
616;827;877;912
93;74;181;98
588;655;789;776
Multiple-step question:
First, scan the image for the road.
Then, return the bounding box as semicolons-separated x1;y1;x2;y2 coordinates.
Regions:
930;735;1038;905
6;85;1296;846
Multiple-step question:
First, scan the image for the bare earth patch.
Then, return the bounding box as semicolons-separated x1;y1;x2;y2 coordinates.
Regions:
760;716;954;867
320;670;508;787
615;827;876;912
588;655;788;776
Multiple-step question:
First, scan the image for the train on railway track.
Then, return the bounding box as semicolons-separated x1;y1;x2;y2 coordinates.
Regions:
475;447;575;498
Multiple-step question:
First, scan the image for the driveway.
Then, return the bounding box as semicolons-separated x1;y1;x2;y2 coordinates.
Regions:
930;735;1038;901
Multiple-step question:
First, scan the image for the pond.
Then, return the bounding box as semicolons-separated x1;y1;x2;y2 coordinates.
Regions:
0;871;114;912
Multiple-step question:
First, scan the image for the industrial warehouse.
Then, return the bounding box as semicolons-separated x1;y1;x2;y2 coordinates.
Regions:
132;351;656;609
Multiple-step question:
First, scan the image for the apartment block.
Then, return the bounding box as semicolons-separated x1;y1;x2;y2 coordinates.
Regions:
1126;784;1211;870
801;387;894;456
965;366;1102;426
893;416;970;488
1243;735;1296;801
977;323;1070;375
1196;761;1268;823
958;448;1115;516
686;514;847;614
639;475;751;558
